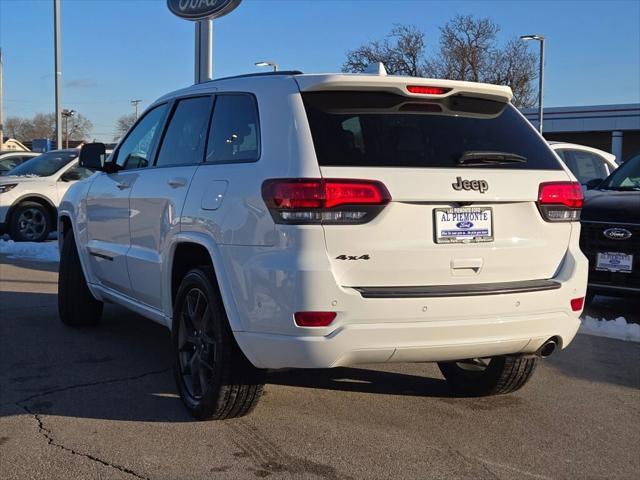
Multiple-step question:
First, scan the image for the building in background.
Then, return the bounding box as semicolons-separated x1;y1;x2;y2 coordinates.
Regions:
0;137;29;151
522;104;640;163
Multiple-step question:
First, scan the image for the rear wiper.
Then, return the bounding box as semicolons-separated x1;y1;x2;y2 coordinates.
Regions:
457;151;527;166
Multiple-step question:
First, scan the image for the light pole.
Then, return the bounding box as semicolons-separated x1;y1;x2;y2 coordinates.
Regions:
54;0;62;149
130;99;142;119
255;61;278;72
61;109;75;149
520;34;545;134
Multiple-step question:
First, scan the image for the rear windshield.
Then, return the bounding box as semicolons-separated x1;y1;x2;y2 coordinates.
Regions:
302;91;562;170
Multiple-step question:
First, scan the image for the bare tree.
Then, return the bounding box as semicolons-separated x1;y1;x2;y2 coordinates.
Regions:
114;113;136;141
3;112;92;143
342;17;538;107
3;117;28;139
343;25;427;76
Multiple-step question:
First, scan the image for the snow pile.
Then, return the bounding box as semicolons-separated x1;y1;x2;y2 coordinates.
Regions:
580;316;640;342
0;239;59;262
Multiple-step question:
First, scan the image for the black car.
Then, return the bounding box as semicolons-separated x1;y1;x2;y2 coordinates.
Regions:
580;155;640;304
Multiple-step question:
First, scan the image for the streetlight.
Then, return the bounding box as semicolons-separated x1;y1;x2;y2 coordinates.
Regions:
130;99;142;119
61;109;76;149
520;34;545;134
255;61;278;72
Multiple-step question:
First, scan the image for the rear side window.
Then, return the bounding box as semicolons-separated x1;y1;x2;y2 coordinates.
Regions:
559;149;609;183
302;91;562;170
156;96;212;167
205;94;260;164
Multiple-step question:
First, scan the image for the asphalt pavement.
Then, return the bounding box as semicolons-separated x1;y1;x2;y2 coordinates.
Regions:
1;256;639;480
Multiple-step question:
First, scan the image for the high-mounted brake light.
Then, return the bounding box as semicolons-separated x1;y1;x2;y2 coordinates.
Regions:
406;85;451;95
294;312;336;327
537;181;583;222
262;178;391;225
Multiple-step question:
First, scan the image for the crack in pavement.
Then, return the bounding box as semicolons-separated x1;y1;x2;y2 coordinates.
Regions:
14;368;171;480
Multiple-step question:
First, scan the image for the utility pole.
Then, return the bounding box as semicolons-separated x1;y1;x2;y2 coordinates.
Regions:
0;48;4;147
54;0;62;149
130;99;142;119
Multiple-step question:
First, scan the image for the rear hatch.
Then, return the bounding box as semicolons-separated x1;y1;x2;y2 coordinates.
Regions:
298;79;574;288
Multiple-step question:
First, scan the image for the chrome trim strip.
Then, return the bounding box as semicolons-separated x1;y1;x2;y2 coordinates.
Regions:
355;279;561;299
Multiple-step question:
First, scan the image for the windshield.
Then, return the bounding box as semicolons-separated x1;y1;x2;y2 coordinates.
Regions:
599;156;640;190
302;91;562;170
7;151;78;177
0;158;17;173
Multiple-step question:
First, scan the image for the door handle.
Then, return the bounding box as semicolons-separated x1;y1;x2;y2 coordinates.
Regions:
167;178;187;188
116;182;130;190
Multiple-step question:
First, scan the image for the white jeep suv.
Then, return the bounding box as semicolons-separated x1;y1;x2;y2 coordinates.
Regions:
57;70;588;420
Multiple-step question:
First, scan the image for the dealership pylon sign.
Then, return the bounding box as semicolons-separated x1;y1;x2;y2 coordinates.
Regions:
167;0;242;21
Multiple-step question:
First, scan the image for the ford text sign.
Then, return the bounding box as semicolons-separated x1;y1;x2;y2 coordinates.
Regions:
167;0;242;21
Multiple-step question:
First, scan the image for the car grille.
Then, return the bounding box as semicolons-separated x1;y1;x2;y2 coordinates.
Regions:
580;222;640;289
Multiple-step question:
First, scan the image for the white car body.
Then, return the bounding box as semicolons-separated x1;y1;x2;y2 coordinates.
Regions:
0;150;94;238
549;142;618;187
59;72;588;370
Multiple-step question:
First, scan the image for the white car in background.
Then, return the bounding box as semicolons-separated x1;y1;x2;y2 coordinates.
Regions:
0;149;95;242
549;142;618;189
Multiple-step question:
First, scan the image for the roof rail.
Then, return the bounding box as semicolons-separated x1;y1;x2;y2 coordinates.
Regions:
204;70;303;84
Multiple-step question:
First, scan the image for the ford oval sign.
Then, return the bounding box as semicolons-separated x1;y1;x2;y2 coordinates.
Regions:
167;0;242;21
603;228;632;240
456;221;474;229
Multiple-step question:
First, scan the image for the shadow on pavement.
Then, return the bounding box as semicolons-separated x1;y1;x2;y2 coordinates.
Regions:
267;367;452;398
546;334;640;390
2;287;638;426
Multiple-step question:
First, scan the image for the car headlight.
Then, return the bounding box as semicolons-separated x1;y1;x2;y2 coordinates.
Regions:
0;183;18;194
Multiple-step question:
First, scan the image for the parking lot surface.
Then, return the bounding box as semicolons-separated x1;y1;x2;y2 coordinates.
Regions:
1;256;639;480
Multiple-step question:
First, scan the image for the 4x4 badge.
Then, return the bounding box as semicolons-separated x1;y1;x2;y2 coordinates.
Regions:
452;177;489;193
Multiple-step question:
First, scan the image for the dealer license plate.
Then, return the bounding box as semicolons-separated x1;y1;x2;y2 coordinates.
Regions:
434;207;493;244
596;252;633;273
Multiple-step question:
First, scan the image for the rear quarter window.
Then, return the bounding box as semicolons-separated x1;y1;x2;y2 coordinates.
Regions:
302;91;562;170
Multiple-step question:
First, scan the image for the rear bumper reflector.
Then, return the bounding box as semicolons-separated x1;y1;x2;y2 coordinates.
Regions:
354;279;561;299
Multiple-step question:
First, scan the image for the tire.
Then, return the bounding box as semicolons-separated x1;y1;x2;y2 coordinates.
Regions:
9;201;52;242
58;229;103;326
172;267;266;420
438;355;538;396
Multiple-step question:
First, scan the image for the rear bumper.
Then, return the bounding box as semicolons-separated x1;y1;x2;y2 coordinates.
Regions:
236;312;581;369
588;282;640;297
222;226;587;370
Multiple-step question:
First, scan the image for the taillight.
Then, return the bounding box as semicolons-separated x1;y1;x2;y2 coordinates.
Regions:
537;182;583;222
294;312;336;327
262;178;391;225
406;85;451;95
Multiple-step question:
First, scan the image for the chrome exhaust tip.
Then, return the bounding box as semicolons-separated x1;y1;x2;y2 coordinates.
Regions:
537;339;557;358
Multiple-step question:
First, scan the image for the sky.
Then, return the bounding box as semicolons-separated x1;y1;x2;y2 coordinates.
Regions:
1;0;639;142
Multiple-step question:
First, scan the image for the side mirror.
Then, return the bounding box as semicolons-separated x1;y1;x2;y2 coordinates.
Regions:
61;170;82;182
79;143;107;170
585;178;604;190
